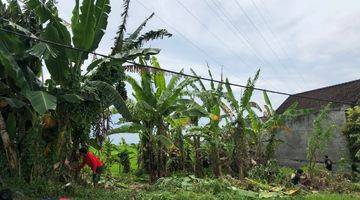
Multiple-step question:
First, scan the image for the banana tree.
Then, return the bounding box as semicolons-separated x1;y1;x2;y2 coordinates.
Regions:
23;0;171;172
0;0;171;180
0;0;57;177
165;96;208;173
189;68;228;177
224;70;260;179
248;91;305;163
259;92;304;162
110;57;192;182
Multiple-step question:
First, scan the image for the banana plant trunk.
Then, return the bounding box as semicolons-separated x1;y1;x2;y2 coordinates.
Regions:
194;135;203;177
210;142;222;177
156;121;167;178
234;117;247;179
147;140;157;183
142;126;157;183
175;128;185;171
265;131;276;162
255;137;263;164
0;113;19;176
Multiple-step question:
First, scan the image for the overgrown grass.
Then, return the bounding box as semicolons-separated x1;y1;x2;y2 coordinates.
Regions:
3;176;360;200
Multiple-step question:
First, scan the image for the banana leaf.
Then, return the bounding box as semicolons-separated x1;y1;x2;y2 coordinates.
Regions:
25;91;57;115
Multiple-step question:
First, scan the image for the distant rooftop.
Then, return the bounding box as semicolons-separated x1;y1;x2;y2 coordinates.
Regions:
276;79;360;113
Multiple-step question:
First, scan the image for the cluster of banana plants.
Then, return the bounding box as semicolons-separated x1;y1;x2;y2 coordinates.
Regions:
0;0;171;181
110;58;303;182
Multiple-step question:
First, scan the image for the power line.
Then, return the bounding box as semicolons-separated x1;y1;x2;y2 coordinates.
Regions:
138;0;283;92
0;27;354;106
134;0;224;67
207;0;287;91
173;0;250;69
249;0;290;59
202;0;280;91
232;0;304;91
208;0;267;67
251;0;308;85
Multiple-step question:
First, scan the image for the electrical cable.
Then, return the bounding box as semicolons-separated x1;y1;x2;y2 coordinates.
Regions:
174;0;251;69
251;0;308;85
233;0;304;91
134;0;224;67
207;0;295;92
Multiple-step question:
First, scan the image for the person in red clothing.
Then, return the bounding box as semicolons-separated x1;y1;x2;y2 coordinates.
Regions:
77;147;105;187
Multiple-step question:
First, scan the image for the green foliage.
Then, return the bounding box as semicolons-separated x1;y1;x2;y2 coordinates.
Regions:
3;177;133;199
0;0;172;182
247;161;293;186
71;0;97;62
306;104;336;176
343;106;360;169
25;91;57;115
150;176;259;199
302;193;360;200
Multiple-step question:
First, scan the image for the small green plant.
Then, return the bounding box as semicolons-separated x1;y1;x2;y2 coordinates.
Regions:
306;104;336;178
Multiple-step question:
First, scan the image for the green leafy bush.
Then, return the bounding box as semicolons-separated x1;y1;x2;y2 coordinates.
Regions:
247;160;293;186
343;106;360;173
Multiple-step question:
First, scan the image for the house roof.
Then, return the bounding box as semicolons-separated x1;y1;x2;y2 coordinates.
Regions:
276;79;360;113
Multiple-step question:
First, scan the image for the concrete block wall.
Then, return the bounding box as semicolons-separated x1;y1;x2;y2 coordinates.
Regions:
274;106;351;171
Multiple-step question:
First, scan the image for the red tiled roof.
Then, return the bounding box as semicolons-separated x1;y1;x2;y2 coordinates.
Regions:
276;79;360;113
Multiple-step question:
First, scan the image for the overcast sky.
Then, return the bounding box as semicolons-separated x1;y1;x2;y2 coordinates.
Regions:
52;0;360;109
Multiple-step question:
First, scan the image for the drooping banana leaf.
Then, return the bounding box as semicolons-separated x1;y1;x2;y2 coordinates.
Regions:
1;18;35;37
60;94;84;104
86;58;107;73
25;91;57;115
0;43;29;91
26;0;57;23
86;81;132;120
